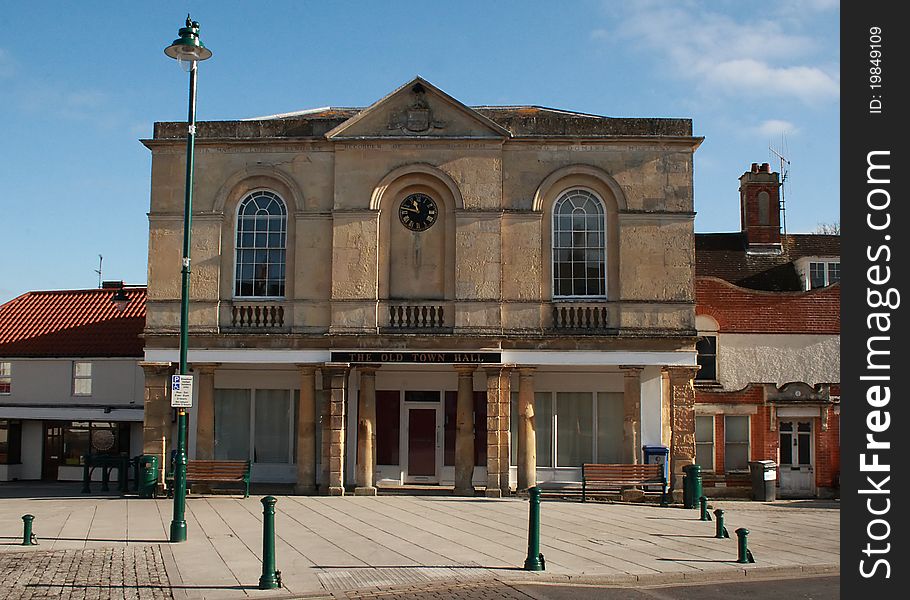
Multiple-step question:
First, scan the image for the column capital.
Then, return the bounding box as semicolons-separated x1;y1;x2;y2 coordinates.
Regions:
518;367;537;377
619;365;644;377
322;362;351;375
295;363;323;375
139;361;175;378
191;362;220;375
357;364;382;375
454;364;478;375
663;365;700;382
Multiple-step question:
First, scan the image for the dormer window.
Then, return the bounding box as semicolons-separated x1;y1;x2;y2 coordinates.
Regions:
808;261;840;289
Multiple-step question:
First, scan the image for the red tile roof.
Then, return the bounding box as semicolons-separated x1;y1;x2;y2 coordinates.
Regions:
0;287;146;358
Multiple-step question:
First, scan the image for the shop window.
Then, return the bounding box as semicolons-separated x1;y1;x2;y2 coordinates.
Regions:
376;391;400;465
214;388;297;464
73;362;92;396
695;415;715;470
234;190;287;298
556;392;594;467
0;419;22;464
552;189;606;298
595;392;623;463
0;362;10;394
535;392;553;468
724;415;750;472
61;421;128;465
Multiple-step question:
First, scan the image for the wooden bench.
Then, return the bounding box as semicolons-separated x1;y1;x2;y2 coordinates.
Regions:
168;460;251;498
582;463;667;505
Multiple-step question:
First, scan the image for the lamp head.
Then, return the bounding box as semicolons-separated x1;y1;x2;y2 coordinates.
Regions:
164;15;212;65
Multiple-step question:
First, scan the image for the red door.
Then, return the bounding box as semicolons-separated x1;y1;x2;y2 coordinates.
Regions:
407;408;437;479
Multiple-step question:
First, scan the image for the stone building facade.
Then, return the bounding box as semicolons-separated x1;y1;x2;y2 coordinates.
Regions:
694;163;840;498
142;78;702;496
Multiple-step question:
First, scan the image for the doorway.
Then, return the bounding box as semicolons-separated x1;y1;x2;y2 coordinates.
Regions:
406;407;439;483
42;423;63;480
779;420;814;497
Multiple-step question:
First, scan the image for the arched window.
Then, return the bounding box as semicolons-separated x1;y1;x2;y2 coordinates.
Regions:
552;189;606;297
235;191;287;298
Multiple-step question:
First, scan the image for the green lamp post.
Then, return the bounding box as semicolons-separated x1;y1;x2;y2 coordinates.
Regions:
164;15;212;543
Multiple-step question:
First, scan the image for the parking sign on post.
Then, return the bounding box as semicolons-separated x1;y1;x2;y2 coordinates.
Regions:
171;374;194;408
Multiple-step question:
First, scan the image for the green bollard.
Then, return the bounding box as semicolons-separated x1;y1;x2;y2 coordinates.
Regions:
735;527;755;563
22;514;36;546
523;486;545;571
259;496;282;589
699;496;711;521
714;509;729;538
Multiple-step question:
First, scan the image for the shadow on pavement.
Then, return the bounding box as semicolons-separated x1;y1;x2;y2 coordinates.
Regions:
0;481;123;500
313;564;522;571
28;583;259;591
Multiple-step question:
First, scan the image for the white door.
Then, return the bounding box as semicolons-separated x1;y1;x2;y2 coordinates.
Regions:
778;420;814;497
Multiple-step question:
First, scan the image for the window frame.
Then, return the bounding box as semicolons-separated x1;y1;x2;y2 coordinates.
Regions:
723;415;751;473
214;387;298;465
233;190;288;300
72;361;92;396
695;335;718;382
806;259;841;289
551;188;608;300
0;361;10;395
695;415;715;471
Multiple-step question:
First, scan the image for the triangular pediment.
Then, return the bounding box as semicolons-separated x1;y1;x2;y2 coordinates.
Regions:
327;77;511;140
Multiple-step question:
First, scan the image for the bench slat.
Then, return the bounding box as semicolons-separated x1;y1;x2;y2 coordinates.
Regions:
581;463;667;505
170;459;251;498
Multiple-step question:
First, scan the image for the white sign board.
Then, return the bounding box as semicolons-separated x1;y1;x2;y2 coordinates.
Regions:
763;469;777;481
171;375;194;408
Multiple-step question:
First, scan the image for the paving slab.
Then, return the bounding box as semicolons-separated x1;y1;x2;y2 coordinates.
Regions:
0;484;839;598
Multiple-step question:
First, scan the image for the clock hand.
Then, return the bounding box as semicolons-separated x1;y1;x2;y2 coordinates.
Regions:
401;206;420;213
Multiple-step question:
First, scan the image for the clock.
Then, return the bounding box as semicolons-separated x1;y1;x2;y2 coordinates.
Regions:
398;193;438;231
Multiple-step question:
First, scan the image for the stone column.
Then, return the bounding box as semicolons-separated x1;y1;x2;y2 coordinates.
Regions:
295;365;319;495
620;366;644;464
140;362;175;488
322;363;350;496
517;367;537;491
484;366;503;498
192;363;218;460
499;366;513;496
355;365;379;496
665;366;700;501
454;364;477;496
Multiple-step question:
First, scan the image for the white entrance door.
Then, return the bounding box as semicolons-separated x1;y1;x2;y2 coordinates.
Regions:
778;420;814;497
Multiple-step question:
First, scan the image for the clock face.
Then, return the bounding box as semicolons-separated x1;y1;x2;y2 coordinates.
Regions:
398;193;438;231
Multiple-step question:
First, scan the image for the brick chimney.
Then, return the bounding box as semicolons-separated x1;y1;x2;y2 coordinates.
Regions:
739;162;782;252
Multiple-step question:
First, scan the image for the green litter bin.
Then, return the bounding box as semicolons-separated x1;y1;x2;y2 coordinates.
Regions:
682;463;702;509
138;455;159;499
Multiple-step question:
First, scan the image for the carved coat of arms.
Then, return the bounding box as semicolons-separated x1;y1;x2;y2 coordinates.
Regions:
389;84;446;134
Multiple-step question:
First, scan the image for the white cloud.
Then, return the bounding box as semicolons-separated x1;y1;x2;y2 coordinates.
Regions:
601;1;839;105
753;119;798;137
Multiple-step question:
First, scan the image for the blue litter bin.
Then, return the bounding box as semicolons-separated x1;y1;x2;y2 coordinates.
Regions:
642;445;670;492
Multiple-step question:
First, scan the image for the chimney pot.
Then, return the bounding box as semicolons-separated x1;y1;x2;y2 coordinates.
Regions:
761;163;771;173
751;163;759;173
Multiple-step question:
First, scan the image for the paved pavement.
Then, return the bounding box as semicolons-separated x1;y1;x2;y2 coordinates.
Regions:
0;484;839;599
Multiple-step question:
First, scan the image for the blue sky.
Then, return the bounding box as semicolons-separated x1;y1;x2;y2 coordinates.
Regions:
0;1;839;304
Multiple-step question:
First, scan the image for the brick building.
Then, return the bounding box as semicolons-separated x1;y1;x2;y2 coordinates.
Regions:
694;163;840;498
